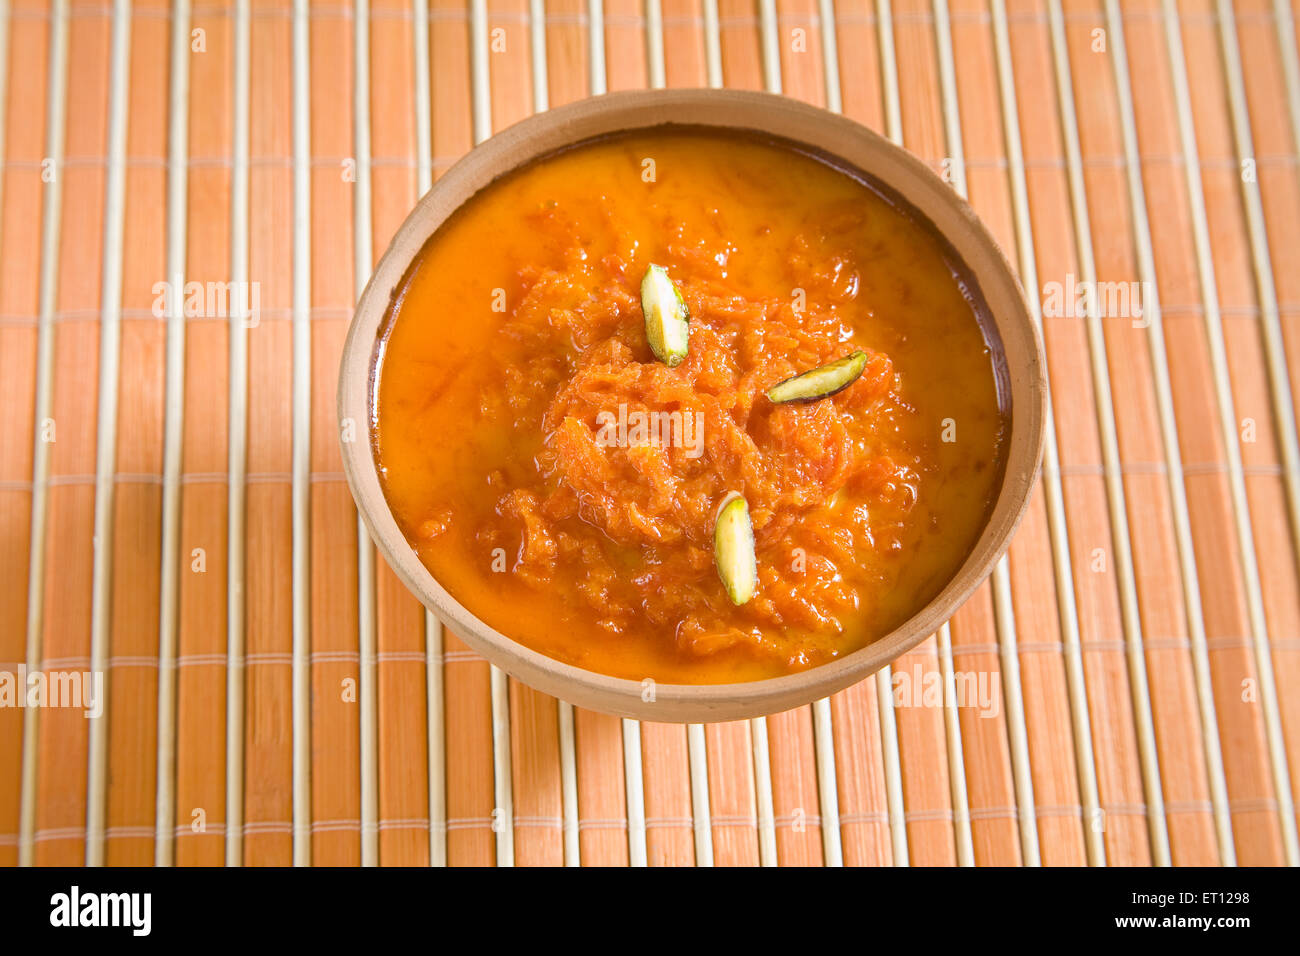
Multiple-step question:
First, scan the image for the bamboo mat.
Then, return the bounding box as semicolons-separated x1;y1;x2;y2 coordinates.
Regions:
1;0;1298;868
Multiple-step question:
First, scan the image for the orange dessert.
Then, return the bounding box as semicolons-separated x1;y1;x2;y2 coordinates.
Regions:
373;129;1008;683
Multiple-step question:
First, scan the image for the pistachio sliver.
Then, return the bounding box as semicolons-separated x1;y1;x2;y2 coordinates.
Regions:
766;350;870;404
714;492;758;606
640;264;690;367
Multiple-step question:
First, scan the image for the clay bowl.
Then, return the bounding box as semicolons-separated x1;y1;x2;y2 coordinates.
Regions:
338;89;1046;722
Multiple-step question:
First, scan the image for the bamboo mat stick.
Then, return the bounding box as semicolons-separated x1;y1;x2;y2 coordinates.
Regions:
538;0;637;867
18;0;67;868
243;0;295;867
225;0;251;869
767;0;841;868
665;1;748;868
310;3;363;867
634;1;698;868
990;0;1096;868
469;0;517;868
1001;1;1150;865
0;0;29;872
712;0;779;867
485;0;565;867
525;0;580;867
818;0;900;868
1098;0;1281;864
879;0;970;867
1040;0;1175;868
1214;0;1300;842
1154;0;1298;864
353;0;379;869
410;0;447;868
1213;3;1300;587
147;0;204;867
961;0;1081;868
1037;0;1226;865
656;0;716;867
175;3;233;868
941;0;1071;868
951;1;1050;868
34;0;108;867
86;0;132;868
429;0;494;868
871;0;911;867
291;0;312;867
1070;0;1237;866
106;0;169;866
367;0;433;868
1047;0;1214;863
1239;0;1300;842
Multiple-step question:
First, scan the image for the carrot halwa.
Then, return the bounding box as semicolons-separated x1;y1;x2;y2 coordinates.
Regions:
373;129;1007;683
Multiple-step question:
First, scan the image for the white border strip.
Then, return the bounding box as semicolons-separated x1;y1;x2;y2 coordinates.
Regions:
1099;0;1237;867
1157;0;1299;864
153;0;189;868
749;716;777;865
758;0;780;95
225;0;251;869
410;0;446;868
290;0;313;867
701;0;721;89
469;0;514;867
622;719;647;865
687;722;714;865
353;0;379;869
1044;0;1174;865
936;623;973;865
588;0;606;96
644;0;665;89
85;0;132;868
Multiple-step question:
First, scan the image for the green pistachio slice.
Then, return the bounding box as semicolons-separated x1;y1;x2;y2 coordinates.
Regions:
714;492;758;606
640;264;690;367
766;350;869;404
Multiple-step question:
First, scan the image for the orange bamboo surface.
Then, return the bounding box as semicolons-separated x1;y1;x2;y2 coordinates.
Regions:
1;0;1298;866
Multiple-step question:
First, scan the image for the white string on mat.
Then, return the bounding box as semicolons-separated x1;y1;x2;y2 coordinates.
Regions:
153;0;188;868
353;0;380;869
469;0;516;867
291;0;313;867
1155;0;1299;865
1095;0;1238;868
85;0;131;868
224;0;251;869
409;0;447;869
1044;0;1173;864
